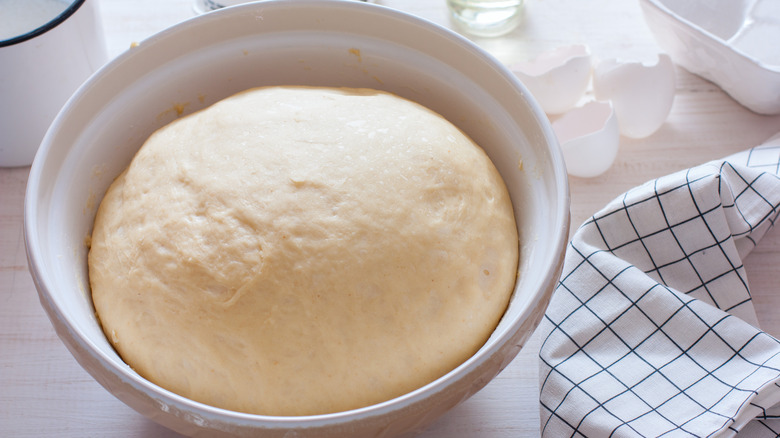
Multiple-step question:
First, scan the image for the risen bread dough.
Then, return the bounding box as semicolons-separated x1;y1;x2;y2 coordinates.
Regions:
89;86;518;416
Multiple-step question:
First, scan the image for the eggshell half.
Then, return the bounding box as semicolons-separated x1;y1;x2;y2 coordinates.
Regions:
511;45;592;115
553;100;619;178
593;54;676;139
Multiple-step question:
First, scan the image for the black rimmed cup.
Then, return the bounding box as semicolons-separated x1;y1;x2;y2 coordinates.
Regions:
0;0;107;167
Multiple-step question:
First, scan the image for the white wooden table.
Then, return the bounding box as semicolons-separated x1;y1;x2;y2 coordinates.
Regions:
3;0;780;436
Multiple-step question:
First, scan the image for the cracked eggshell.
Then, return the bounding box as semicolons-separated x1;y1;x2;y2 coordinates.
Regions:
511;45;592;115
593;54;676;139
553;100;619;178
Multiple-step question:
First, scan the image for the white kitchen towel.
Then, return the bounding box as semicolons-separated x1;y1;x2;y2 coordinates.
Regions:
539;132;780;437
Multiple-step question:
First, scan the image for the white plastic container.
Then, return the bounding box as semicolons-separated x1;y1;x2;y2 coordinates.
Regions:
640;0;780;115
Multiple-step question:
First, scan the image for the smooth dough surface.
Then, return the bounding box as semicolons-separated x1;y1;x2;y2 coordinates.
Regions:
88;86;519;416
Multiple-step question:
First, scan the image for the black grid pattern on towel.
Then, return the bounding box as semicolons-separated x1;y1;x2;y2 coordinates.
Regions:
539;143;780;437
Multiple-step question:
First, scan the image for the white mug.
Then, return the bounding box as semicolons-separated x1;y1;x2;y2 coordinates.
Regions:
0;0;108;167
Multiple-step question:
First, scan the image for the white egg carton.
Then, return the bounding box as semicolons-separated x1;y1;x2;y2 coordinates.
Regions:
639;0;780;115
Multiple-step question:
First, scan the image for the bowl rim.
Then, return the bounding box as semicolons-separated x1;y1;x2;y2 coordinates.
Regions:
24;0;570;431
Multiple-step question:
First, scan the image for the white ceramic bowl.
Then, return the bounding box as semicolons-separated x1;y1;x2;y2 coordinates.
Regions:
24;1;569;436
640;0;780;115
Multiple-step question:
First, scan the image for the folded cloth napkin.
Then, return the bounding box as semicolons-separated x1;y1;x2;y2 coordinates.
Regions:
539;132;780;437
